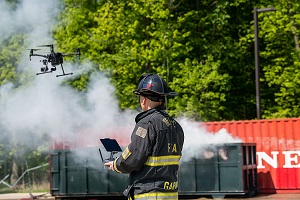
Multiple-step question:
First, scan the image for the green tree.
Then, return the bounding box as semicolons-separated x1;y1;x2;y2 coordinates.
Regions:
54;0;300;120
54;0;100;92
169;57;229;121
55;0;232;121
245;1;300;118
0;34;25;85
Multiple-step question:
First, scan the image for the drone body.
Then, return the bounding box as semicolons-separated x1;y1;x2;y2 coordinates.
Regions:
29;44;80;77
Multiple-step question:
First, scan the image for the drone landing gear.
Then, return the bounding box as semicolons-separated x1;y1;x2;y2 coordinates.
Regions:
56;64;73;77
36;62;53;75
36;71;52;75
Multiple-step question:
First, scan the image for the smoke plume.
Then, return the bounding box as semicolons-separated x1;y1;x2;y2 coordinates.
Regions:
0;0;136;154
0;0;242;166
178;118;242;162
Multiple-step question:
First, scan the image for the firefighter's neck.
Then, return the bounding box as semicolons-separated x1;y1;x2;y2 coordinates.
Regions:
141;96;162;111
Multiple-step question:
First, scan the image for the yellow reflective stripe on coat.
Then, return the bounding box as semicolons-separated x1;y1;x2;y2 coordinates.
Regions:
145;155;180;166
113;158;122;173
134;192;178;200
122;146;131;160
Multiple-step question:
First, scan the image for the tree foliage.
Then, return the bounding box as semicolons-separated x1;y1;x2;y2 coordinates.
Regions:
0;34;25;85
257;1;300;118
55;0;233;120
52;0;300;120
1;1;300;121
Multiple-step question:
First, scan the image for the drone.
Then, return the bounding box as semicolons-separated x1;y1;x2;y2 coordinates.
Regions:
28;44;80;77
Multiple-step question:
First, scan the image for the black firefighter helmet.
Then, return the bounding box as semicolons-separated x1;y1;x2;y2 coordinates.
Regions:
133;73;177;102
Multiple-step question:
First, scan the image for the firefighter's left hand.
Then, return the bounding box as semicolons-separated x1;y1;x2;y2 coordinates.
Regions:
104;161;114;171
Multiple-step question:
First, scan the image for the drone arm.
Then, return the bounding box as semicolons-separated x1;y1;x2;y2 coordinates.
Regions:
62;49;80;57
61;53;79;57
31;54;48;59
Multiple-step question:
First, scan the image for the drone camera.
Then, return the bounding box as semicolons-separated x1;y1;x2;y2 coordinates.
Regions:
42;59;48;65
41;67;48;72
51;67;56;72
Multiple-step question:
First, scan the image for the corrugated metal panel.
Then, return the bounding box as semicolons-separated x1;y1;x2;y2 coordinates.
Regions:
50;118;300;193
203;118;300;193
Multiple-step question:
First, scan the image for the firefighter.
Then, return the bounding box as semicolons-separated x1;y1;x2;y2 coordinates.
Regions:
105;73;184;200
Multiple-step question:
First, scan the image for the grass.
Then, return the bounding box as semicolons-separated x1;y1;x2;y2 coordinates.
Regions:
0;181;50;193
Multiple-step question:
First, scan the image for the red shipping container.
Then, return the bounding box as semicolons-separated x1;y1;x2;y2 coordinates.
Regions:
50;118;300;193
204;118;300;193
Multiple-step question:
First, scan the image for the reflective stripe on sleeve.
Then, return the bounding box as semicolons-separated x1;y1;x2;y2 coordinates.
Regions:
113;158;122;173
122;146;132;160
134;192;178;200
144;155;180;166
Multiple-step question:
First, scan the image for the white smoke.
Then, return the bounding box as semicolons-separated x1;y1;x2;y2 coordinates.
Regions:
0;0;136;153
179;118;242;162
0;72;136;147
0;0;59;149
0;0;242;167
0;0;59;45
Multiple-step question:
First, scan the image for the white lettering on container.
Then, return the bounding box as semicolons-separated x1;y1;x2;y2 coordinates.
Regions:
282;151;300;168
257;151;279;169
256;151;300;169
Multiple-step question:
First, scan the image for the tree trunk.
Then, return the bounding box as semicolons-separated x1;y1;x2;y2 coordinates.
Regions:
288;3;300;54
10;158;18;190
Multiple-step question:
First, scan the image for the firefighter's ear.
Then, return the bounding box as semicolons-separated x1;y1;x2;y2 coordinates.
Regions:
140;96;146;105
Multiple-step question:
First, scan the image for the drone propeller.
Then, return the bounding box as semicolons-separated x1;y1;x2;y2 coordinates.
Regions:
37;44;53;47
28;48;41;54
27;48;41;51
38;44;54;52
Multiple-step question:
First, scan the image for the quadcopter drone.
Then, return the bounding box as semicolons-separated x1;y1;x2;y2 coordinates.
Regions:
28;44;80;77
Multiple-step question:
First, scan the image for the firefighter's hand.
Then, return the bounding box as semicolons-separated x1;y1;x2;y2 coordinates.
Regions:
104;161;114;171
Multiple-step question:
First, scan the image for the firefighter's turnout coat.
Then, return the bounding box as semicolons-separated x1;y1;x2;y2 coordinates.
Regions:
113;105;184;200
